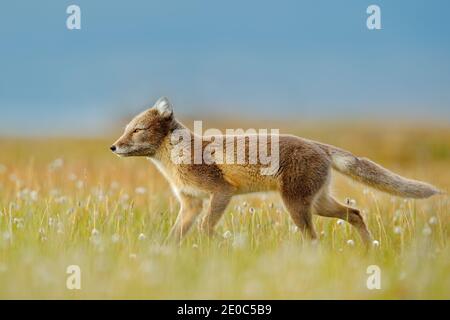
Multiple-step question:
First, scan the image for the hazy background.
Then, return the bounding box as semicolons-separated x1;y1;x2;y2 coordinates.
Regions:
1;0;449;136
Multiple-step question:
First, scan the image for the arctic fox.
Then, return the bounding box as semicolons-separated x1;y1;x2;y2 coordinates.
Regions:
111;97;441;244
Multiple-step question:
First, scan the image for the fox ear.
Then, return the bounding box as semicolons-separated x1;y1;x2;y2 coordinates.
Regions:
154;96;173;118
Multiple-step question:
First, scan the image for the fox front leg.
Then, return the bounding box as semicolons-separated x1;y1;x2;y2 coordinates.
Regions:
167;193;203;243
200;192;232;237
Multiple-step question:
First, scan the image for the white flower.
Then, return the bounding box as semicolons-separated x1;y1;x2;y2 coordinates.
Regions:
54;196;67;204
9;202;19;210
346;239;355;247
13;217;23;224
76;180;84;189
138;233;146;241
135;187;147;195
110;181;120;189
90;235;101;246
16;188;29;199
345;198;356;207
30;190;38;201
428;216;438;225
91;228;99;236
111;233;120;243
48;158;64;171
2;231;11;241
192;243;199;249
232;233;247;248
223;230;232;239
372;240;380;247
336;219;345;226
422;224;432;236
50;189;60;197
120;193;130;202
53;158;64;167
394;210;402;220
93;188;105;201
248;207;255;214
393;226;402;235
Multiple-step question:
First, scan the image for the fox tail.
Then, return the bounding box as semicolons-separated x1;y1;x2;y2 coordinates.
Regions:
316;143;442;198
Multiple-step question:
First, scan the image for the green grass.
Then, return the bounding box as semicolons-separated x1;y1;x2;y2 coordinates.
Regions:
0;124;449;299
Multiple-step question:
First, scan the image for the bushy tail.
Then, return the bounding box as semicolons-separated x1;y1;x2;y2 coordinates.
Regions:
316;142;442;198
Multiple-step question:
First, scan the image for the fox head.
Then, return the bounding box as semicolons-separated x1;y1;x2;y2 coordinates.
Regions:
110;97;174;157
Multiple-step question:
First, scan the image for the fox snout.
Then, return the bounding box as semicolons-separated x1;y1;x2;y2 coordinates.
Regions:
110;139;131;156
110;143;124;156
110;135;155;157
110;135;131;156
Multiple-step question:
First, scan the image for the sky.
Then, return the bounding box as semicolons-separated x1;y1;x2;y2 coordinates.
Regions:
1;0;449;136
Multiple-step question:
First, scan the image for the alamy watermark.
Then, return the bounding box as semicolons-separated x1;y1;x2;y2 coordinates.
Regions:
66;4;81;30
367;5;381;30
66;265;81;290
66;4;381;31
170;121;280;176
366;265;381;290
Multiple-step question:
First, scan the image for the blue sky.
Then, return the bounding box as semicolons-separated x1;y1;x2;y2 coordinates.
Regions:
1;0;449;135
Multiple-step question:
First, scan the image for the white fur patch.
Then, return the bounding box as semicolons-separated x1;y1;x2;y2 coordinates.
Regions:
114;145;131;156
154;97;173;118
332;154;353;171
148;158;208;200
149;158;181;200
180;185;208;199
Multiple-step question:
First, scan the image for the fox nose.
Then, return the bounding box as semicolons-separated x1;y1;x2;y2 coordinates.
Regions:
110;145;117;152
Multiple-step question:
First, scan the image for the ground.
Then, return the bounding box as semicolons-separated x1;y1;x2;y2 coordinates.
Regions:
0;121;449;299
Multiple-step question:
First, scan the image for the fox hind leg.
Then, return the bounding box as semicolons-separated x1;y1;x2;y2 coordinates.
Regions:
313;191;373;245
281;194;317;240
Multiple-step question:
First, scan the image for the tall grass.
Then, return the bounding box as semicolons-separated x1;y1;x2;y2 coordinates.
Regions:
0;123;449;299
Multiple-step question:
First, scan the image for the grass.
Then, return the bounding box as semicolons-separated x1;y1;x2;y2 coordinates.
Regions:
0;122;449;299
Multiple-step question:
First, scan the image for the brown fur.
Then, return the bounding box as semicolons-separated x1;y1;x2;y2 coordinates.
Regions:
111;97;441;245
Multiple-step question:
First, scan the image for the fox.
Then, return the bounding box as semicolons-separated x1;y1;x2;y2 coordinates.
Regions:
111;97;442;245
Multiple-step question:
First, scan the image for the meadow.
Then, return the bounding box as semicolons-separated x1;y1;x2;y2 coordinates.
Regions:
0;120;449;299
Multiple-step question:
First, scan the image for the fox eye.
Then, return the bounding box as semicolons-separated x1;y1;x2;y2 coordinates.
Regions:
133;128;141;133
